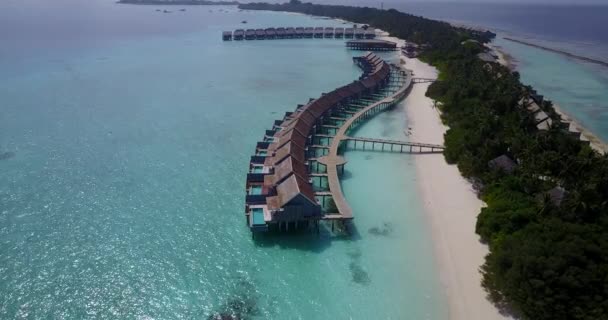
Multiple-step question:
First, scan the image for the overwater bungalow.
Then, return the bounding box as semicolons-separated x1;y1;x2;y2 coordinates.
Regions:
233;29;244;40
265;28;276;40
264;156;308;187
285;27;295;38
276;27;286;39
334;27;344;39
304;27;314;38
294;27;304;38
306;27;316;38
255;29;266;40
244;53;395;234
364;30;376;39
344;28;354;39
346;39;397;51
245;29;256;40
222;31;232;41
324;27;335;38
314;27;324;38
354;28;365;39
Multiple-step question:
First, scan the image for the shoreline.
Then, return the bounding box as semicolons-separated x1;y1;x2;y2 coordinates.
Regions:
486;43;516;70
450;21;608;155
400;55;512;320
488;38;607;155
552;104;608;154
375;30;512;319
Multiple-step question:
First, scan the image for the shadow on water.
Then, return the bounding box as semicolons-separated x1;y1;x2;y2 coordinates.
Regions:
252;219;362;253
339;170;354;181
253;230;333;254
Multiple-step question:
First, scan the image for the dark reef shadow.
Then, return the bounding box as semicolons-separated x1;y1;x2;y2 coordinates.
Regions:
206;276;261;320
368;221;394;237
0;151;15;161
346;247;371;285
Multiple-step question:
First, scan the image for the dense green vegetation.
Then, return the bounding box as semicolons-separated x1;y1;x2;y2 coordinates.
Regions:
241;2;608;319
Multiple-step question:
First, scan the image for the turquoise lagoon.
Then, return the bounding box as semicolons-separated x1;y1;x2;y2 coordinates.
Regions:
0;1;445;319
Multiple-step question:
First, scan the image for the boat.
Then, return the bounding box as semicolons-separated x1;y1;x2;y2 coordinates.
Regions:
241;20;247;24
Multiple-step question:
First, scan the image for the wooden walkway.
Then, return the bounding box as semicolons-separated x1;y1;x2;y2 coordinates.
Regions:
343;136;444;153
412;78;437;84
315;66;446;220
317;66;415;219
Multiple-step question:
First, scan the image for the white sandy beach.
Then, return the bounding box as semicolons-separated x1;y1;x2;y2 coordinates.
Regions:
374;30;512;319
402;57;512;320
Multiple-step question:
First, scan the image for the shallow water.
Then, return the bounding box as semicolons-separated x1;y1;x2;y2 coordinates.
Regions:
0;1;445;318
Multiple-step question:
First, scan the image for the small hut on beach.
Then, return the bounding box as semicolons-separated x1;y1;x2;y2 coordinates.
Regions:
488;155;517;173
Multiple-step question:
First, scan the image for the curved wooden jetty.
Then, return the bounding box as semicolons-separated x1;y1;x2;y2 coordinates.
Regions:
244;52;443;233
343;136;444;153
317;68;416;219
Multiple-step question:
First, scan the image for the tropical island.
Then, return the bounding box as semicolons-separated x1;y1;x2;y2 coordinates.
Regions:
237;2;608;320
117;0;239;5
